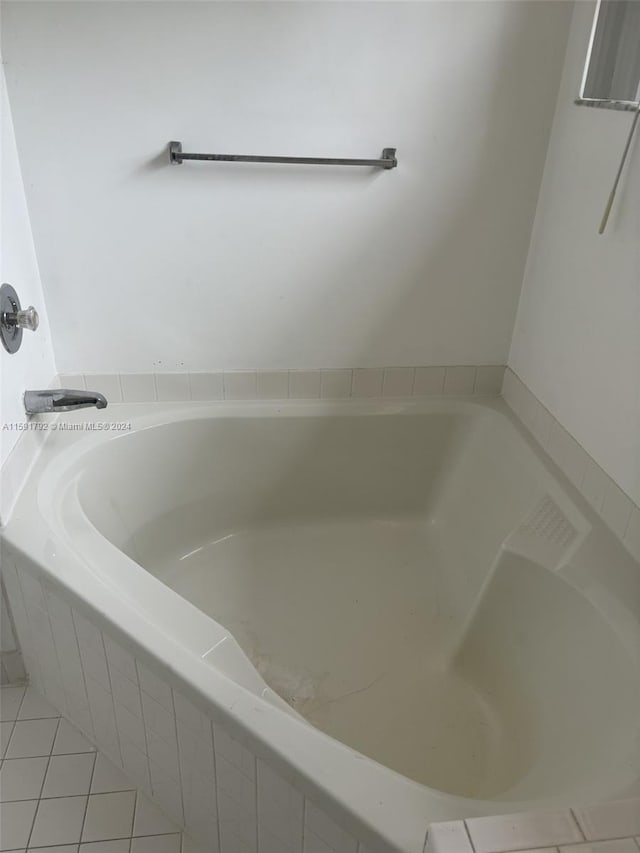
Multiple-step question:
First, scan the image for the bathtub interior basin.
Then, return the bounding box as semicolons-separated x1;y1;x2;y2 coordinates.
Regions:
68;403;640;805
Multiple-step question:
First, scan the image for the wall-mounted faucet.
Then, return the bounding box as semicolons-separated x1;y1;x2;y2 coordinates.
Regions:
24;389;108;414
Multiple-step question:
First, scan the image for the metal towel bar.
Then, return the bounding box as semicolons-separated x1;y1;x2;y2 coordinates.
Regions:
169;140;397;170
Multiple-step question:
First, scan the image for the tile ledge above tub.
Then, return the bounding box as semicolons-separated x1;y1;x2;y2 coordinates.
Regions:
501;367;640;565
425;797;640;853
59;365;506;404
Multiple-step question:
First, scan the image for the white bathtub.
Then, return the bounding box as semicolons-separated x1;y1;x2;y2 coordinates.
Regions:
3;398;640;851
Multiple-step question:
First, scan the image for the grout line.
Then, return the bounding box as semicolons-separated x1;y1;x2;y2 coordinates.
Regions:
470;366;478;394
0;683;27;758
77;746;99;845
569;809;586;842
409;367;418;397
253;753;258;853
70;607;100;745
0;578;22;668
12;566;43;692
209;718;223;853
463;820;476;853
128;788;138;853
19;829;183;851
40;590;70;716
301;796;307;850
99;629;125;767
24;715;63;850
622;506;633;539
133;830;182;839
0;792;189;808
168;688;186;831
3;747;99;761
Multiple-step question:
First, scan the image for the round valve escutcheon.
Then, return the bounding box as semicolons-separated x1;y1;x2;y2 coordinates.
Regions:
1;283;39;354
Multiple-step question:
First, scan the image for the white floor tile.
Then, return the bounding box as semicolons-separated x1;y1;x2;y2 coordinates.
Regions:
134;792;179;836
29;794;87;847
0;755;48;801
0;685;25;722
53;718;96;754
42;751;96;797
82;791;136;842
91;752;136;794
17;686;59;720
131;834;182;853
0;799;37;850
0;721;14;758
0;687;187;851
5;717;59;758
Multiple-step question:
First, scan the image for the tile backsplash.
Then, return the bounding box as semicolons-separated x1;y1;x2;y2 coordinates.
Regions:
61;365;505;404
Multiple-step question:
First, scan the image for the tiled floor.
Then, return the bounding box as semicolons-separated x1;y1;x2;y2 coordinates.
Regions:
0;684;202;852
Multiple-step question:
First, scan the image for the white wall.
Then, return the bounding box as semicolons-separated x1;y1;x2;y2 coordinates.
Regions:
1;1;571;374
509;1;640;507
0;62;56;468
0;62;54;674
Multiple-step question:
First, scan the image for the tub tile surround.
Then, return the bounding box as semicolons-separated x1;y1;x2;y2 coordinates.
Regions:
1;580;26;685
61;365;506;404
3;529;640;853
0;547;386;853
501;369;640;564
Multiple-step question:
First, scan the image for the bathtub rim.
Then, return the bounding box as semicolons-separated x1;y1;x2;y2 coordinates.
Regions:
3;396;640;852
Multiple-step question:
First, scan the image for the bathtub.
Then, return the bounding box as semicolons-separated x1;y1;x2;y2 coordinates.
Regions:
3;397;640;852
